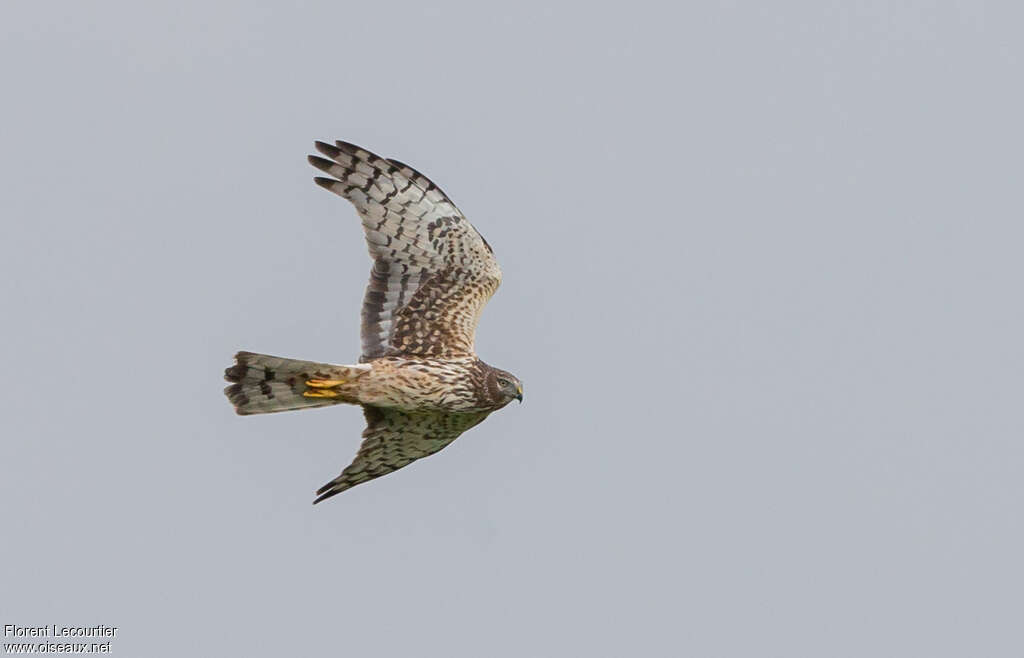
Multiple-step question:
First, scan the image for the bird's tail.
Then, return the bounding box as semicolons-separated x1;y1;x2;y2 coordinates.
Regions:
223;351;370;415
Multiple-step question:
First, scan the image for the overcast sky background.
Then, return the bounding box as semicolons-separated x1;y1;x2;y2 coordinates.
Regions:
2;1;1022;656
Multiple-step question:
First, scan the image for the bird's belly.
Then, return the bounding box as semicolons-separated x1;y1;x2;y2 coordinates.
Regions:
353;359;480;412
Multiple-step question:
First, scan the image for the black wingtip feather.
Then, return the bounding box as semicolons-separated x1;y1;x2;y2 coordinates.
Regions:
308;155;335;173
313;176;339;191
312;487;342;505
314;140;341;158
313;474;352;504
334;140;363;156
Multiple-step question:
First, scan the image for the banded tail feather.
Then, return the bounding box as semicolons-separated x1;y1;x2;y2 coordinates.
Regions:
223;351;370;415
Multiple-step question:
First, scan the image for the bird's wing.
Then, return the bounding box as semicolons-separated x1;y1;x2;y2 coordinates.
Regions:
313;407;490;503
309;141;502;361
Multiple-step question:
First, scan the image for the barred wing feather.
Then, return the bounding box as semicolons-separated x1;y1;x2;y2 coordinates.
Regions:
309;141;501;361
313;407;490;503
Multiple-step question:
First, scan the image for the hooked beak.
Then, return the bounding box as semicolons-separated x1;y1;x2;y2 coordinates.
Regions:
515;385;523;403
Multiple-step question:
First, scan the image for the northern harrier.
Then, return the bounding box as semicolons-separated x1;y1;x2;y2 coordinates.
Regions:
224;140;522;503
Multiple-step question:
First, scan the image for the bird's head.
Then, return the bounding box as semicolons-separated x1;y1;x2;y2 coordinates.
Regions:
486;367;523;407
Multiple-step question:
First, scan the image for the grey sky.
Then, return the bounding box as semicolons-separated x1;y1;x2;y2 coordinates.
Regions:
2;1;1023;656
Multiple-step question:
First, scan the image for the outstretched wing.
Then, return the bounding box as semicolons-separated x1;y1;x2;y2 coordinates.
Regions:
313;407;490;503
309;141;502;361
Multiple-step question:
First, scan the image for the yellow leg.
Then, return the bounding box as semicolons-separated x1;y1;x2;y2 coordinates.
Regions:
306;379;346;388
303;389;341;399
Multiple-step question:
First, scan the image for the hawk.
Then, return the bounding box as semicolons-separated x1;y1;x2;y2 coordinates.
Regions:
223;140;522;503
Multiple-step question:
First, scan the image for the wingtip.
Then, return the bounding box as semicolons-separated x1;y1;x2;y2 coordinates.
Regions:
312;488;340;505
313;140;341;158
313;476;348;504
331;140;386;163
336;140;367;155
313;176;337;190
308;155;334;172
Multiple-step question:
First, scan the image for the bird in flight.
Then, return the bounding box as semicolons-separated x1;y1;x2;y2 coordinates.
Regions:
224;140;522;503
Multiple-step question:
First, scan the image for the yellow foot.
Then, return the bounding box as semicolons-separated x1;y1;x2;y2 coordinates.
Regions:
303;389;341;398
306;379;346;388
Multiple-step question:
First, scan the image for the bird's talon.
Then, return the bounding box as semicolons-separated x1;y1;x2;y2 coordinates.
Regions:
307;379;346;388
303;389;341;398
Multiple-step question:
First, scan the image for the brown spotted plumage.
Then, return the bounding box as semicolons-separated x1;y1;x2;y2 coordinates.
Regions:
224;140;522;503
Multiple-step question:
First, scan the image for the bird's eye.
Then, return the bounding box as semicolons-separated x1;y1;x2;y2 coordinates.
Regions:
497;378;510;388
